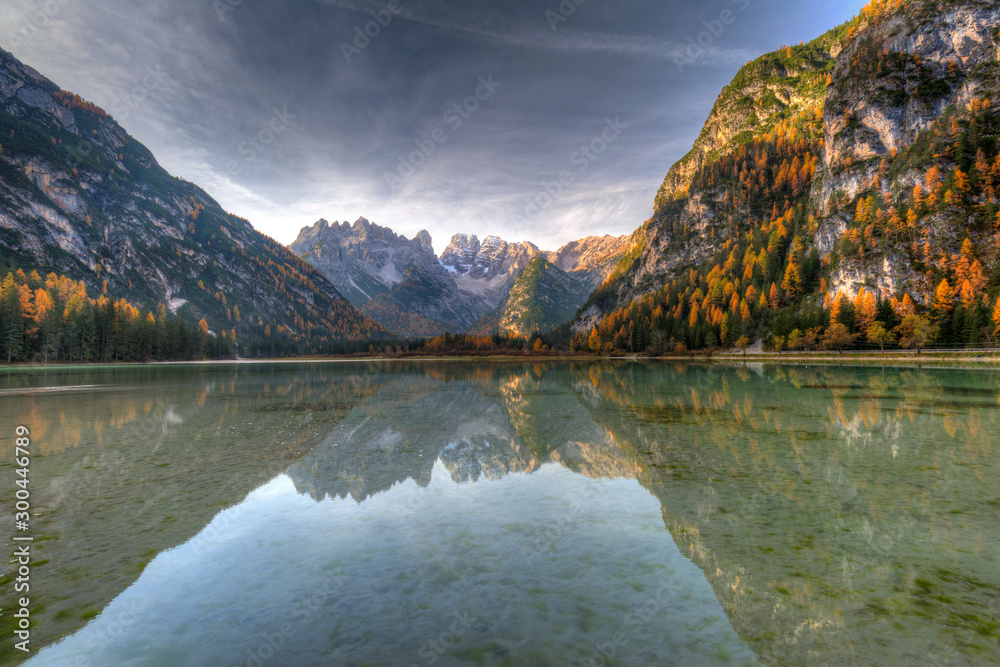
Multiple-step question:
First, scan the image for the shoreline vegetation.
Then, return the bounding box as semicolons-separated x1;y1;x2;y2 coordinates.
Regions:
3;348;1000;371
5;269;999;369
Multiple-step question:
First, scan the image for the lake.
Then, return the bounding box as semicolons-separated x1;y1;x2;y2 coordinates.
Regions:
1;361;998;666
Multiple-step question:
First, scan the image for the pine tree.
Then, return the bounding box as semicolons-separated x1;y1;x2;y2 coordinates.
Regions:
855;289;877;334
0;274;26;362
781;256;801;296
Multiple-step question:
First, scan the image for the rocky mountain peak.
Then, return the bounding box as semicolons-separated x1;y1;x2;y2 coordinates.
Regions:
440;234;482;272
414;230;433;250
440;233;540;279
545;234;632;289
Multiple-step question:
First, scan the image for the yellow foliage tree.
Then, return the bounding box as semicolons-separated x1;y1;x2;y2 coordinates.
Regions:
932;279;954;313
781;256;801;296
855;289;877;334
588;328;601;353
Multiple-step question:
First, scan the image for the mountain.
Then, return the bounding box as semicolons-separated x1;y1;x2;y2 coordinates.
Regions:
543;234;632;290
573;0;1000;353
470;257;592;337
289;221;531;334
291;221;629;337
439;233;539;280
289;217;433;308
0;47;384;350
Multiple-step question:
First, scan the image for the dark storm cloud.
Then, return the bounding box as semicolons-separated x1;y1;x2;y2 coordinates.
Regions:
0;0;866;251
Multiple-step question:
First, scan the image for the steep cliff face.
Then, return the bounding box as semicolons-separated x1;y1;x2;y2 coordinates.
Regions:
470;257;592;337
814;0;1000;301
291;224;533;335
574;0;1000;350
655;31;842;207
0;48;382;342
544;234;631;289
440;233;539;280
577;30;841;327
289;217;435;308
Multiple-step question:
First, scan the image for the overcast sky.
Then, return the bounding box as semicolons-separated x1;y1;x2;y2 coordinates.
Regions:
1;0;864;253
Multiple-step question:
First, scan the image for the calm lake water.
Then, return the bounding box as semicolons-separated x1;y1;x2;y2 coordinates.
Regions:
1;361;999;666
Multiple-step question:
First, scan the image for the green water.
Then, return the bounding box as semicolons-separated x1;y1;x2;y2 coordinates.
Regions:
1;361;998;666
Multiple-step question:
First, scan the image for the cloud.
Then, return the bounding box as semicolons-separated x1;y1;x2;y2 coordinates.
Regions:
1;0;858;256
308;0;755;66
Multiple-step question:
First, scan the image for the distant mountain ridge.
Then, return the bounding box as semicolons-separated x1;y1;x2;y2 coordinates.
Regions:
290;218;628;336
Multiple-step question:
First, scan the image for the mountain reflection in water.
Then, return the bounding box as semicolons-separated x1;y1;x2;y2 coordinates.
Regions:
4;361;999;666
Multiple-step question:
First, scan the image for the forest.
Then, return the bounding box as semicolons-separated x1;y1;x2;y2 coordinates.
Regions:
577;96;1000;356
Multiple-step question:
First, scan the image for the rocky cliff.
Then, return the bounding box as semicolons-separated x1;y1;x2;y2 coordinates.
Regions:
0;47;383;344
814;0;1000;301
577;26;842;327
574;0;1000;352
543;234;631;289
289;217;435;308
439;233;539;280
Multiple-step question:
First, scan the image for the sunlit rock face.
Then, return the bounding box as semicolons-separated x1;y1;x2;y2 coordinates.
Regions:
441;233;539;280
544;233;631;289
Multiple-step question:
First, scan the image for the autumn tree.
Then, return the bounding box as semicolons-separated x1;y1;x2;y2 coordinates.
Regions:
895;314;938;354
866;322;896;352
588;328;602;354
787;328;803;351
768;282;781;310
822;323;856;353
855;288;877;334
781;256;801;296
771;334;786;357
736;335;751;357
